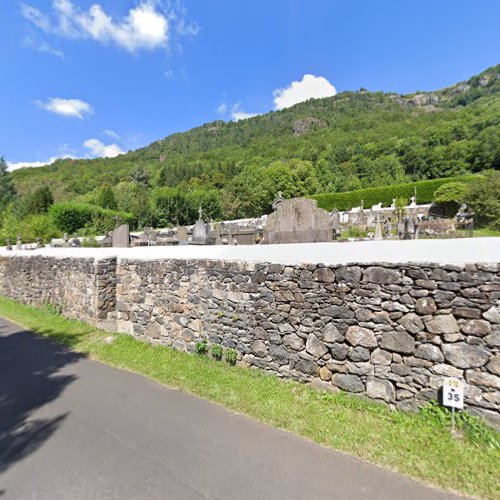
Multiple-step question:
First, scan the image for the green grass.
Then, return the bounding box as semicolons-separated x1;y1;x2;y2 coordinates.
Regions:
473;228;500;237
1;296;499;499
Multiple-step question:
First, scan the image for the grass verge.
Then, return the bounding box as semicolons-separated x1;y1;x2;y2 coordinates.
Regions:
0;296;499;499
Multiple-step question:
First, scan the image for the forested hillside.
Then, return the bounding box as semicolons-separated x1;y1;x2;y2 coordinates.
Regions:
2;65;499;241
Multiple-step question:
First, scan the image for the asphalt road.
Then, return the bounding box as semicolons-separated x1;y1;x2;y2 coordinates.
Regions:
0;317;462;500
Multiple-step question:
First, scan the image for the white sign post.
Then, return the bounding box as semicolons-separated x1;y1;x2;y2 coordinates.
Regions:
442;377;464;432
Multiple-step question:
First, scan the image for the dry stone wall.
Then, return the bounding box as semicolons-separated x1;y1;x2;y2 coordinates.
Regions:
0;254;499;424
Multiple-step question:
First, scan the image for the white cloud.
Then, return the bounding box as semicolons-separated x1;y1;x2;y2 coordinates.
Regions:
36;97;93;119
230;103;258;121
7;159;53;171
83;138;124;158
217;102;228;115
163;68;174;79
103;129;121;140
273;74;337;110
21;0;197;53
23;35;65;59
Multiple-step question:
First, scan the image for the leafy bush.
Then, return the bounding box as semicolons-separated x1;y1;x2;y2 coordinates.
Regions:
211;344;223;360
195;340;208;355
312;175;477;211
433;182;468;203
48;202;135;234
225;348;237;365
465;170;500;229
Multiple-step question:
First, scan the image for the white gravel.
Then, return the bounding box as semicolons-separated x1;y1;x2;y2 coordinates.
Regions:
0;237;499;265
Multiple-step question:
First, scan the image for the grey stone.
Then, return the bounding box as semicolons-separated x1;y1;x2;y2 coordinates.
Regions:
313;267;335;283
415;344;444;362
442;343;490;369
322;323;343;343
484;332;500;348
399;313;424;334
453;307;481;319
306;334;328;357
269;345;289;365
370;348;392;365
332;374;364;393
366;378;395;402
460;320;491;337
363;267;401;285
336;266;362;283
487;354;500;376
425;315;459;334
380;331;415;354
251;339;268;357
345;326;377;348
432;363;463;378
466;371;500;390
415;297;437;315
348;346;370;362
483;306;500;323
282;333;305;351
330;343;349;361
295;358;319;376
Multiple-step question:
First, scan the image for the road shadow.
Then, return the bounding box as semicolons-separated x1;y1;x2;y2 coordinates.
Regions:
0;321;83;475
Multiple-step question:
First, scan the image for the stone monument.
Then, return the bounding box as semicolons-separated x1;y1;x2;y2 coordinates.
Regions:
112;224;130;248
177;226;188;244
264;197;333;244
16;234;22;250
191;207;210;245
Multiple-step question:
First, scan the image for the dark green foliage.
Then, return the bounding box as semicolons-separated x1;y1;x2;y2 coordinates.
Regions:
195;340;208;355
48;202;135;234
26;186;54;214
0;157;16;211
129;166;151;187
152;187;222;226
225;348;237;365
433;182;468;203
211;344;223;360
96;185;117;210
312;175;476;211
465;170;500;229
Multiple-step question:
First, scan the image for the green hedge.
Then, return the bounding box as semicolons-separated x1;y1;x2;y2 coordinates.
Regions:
311;175;478;212
48;202;135;234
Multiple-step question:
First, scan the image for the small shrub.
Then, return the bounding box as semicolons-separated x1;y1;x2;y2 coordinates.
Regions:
43;302;61;315
225;348;237;365
211;344;223;360
82;237;100;248
195;340;208;355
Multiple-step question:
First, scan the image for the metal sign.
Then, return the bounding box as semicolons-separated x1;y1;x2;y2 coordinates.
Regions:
443;377;464;410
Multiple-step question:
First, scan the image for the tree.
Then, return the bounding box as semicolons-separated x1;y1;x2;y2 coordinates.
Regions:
26;186;54;214
465;171;500;229
0;157;16;211
97;185;117;210
129;166;150;187
433;182;468;204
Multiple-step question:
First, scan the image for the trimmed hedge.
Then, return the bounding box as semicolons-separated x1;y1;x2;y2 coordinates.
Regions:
48;202;135;234
311;175;478;212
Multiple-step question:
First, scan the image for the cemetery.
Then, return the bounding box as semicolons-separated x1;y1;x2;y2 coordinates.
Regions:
0;212;499;428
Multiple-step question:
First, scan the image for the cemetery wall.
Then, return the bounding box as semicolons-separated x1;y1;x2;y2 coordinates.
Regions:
0;254;499;424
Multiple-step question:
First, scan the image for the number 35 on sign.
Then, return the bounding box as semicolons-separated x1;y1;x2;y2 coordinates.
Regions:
442;377;464;410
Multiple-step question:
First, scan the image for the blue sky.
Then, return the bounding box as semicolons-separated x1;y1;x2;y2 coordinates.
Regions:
1;0;499;170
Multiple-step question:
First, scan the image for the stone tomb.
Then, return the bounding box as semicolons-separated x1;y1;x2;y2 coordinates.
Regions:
264;198;333;244
112;224;130;248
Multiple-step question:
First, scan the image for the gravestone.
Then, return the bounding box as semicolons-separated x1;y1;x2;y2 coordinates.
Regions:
6;238;12;250
63;233;69;247
16;234;21;250
177;226;188;245
35;237;42;249
191;207;210;245
264;197;333;244
112;224;130;248
374;213;383;240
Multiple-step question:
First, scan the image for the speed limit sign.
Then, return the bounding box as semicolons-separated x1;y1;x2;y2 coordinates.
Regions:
443;377;464;410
